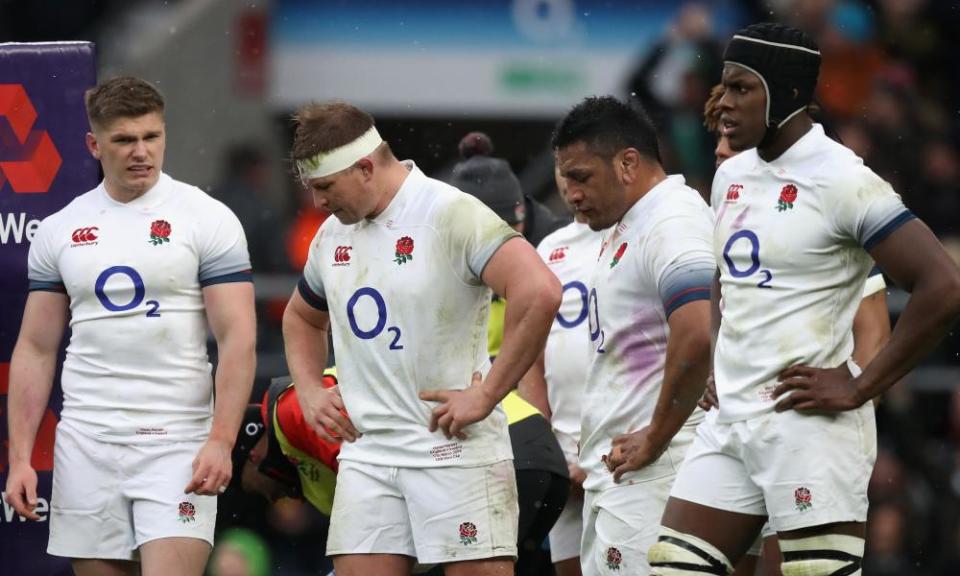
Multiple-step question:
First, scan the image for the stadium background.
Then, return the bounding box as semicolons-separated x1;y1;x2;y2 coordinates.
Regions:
2;0;960;574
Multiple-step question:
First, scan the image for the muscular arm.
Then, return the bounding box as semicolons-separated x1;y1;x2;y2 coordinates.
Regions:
608;299;712;481
517;349;551;418
856;220;960;400
421;237;561;438
480;237;562;409
184;281;256;495
776;221;960;412
851;290;890;368
698;270;722;411
203;281;257;446
283;290;331;397
5;291;68;519
283;290;356;442
646;300;712;444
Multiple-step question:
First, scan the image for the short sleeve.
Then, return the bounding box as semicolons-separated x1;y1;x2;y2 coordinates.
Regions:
298;226;328;311
827;165;915;251
197;200;252;287
27;216;66;293
438;193;522;285
643;208;716;318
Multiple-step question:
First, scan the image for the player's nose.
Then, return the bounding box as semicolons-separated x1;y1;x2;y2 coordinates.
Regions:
312;191;329;209
131;139;149;159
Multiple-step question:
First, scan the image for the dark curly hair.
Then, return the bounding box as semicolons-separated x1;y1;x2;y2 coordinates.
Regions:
551;96;661;163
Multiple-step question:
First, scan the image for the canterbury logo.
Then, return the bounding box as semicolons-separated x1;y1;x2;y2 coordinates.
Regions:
334;245;352;263
71;226;99;243
548;247;568;262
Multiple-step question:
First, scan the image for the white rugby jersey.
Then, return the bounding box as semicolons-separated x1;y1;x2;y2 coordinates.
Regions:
536;221;602;461
299;162;520;468
580;176;714;492
712;124;912;422
28;173;251;443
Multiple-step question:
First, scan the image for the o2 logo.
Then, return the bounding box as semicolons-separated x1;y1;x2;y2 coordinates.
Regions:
722;230;773;288
556;280;588;328
346;287;403;350
95;266;161;316
588;287;605;354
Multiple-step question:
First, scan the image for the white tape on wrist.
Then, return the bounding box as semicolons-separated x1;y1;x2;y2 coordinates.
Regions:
296;126;383;181
846;357;862;378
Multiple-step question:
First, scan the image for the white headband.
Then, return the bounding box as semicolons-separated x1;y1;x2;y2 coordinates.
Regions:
297;126;383;181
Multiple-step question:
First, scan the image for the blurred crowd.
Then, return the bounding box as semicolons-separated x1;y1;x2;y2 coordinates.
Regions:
5;0;960;574
204;3;960;575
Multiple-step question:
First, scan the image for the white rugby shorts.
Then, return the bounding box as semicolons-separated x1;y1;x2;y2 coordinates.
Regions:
670;403;877;533
327;459;518;565
47;421;215;560
580;429;694;576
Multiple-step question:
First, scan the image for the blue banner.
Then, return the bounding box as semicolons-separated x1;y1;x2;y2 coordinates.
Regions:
270;0;745;115
0;41;97;576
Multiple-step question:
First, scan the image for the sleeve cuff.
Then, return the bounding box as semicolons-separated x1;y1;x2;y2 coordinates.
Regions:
28;280;66;293
298;277;329;311
863;210;915;252
199;269;253;287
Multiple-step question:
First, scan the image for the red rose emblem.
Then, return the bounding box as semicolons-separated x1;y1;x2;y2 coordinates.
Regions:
605;547;622;570
777;184;798;211
458;521;478;545
780;184;798;204
459;522;477;538
149;219;172;245
396;236;414;255
394;236;414;265
177;501;196;522
794;487;812;511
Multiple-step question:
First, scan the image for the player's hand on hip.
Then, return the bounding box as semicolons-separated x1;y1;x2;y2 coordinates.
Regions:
698;372;719;411
605;425;670;483
299;384;359;443
185;437;233;496
419;371;495;440
3;464;42;520
773;364;865;412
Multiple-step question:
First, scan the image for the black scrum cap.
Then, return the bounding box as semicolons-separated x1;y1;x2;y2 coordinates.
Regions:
724;23;821;128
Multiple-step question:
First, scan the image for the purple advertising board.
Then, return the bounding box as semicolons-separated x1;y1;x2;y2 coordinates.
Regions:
0;42;97;575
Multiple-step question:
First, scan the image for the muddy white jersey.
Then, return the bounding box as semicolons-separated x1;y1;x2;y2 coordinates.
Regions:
711;124;912;422
580;176;714;492
27;173;251;443
536;221;602;460
300;162;520;468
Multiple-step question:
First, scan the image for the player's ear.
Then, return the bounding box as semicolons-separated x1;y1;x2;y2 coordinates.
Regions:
617;148;641;185
85;132;101;160
355;157;375;180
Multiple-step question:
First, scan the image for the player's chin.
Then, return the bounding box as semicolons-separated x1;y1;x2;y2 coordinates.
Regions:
584;214;611;232
728;131;761;152
125;172;157;191
331;211;359;225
